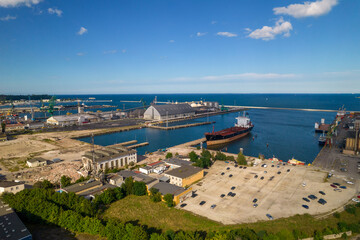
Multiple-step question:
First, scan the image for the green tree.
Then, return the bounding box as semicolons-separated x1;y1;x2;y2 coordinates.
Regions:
122;177;134;195
165;152;173;159
226;156;235;161
33;180;55;189
201;149;212;159
189;151;198;162
150;188;162;202
1;121;5;133
215;152;227;161
133;181;147;196
163;194;174;207
150;233;168;240
237;152;247;165
60;175;72;188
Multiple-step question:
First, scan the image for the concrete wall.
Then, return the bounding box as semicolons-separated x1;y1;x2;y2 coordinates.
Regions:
182;169;204;187
174;187;193;205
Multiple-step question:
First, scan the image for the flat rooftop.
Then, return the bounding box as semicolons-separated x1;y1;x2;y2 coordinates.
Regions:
83;146;136;163
165;165;203;179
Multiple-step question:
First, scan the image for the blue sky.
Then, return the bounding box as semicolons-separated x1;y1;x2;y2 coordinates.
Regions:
0;0;359;94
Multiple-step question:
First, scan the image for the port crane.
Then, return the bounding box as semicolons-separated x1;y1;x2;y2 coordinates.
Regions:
48;96;56;116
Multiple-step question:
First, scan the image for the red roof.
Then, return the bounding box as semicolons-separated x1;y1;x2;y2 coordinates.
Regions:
148;160;162;166
134;171;141;174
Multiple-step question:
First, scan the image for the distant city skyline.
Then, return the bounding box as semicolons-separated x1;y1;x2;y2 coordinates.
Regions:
1;0;359;94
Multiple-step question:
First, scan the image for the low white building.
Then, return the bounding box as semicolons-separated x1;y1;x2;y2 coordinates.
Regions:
0;181;25;194
27;158;47;168
46;114;99;126
143;104;195;120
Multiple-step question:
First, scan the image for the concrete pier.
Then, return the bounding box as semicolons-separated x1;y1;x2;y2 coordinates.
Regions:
148;121;214;130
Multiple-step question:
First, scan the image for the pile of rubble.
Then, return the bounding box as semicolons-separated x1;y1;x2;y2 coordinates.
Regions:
13;160;85;184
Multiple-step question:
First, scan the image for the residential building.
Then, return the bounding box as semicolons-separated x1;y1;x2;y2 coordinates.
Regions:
26;158;47;168
6;123;24;131
164;165;204;187
150;182;192;205
82;146;137;172
143;104;195;120
0;200;32;240
0;181;25;194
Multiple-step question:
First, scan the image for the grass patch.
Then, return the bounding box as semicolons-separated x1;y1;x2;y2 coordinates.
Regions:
102;195;360;235
42;138;57;144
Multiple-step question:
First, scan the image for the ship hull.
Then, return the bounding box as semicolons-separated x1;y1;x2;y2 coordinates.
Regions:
205;126;253;146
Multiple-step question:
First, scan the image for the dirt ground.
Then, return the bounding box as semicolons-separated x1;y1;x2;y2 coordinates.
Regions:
0;127;138;183
179;160;359;224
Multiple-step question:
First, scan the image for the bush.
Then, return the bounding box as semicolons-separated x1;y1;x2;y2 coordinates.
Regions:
60;175;72;188
333;212;340;218
214;152;227;161
189;151;198;162
163;194;174;207
345;205;356;215
166;152;173;159
33;180;54;189
133;181;147;196
150;188;162;202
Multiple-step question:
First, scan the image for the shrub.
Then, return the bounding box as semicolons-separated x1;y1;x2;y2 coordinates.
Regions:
163;194;174;207
166;152;173;159
237;152;247;165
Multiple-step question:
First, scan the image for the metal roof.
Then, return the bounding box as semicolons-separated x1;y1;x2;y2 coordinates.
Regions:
163;158;192;167
83;146;136;163
62;180;102;194
165;165;203;179
0;200;32;240
151;104;195;116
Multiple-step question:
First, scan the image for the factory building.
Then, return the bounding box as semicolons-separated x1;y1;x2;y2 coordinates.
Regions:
143;104;195;120
149;182;193;205
82;146;137;172
0;181;25;195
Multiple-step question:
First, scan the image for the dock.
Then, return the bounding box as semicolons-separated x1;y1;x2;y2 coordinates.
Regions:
148;121;214;130
127;142;149;149
110;140;138;147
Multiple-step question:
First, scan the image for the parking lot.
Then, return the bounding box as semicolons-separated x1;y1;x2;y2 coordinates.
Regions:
179;160;358;224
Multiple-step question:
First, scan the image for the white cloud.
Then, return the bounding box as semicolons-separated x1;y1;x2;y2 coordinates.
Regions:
0;0;41;7
0;15;16;21
211;20;217;24
48;7;62;17
76;52;85;56
172;72;297;82
103;50;117;54
216;32;237;37
77;27;88;35
244;28;252;32
121;49;127;53
248;17;293;41
273;0;338;18
169;40;175;43
196;32;207;37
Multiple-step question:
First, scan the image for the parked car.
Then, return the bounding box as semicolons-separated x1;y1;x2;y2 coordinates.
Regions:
302;205;309;209
266;214;273;220
254;175;258;178
234;164;238;167
340;186;347;189
334;188;342;192
318;198;327;205
264;171;267;173
243;167;247;169
239;166;243;169
253;203;258;208
210;204;216;209
260;176;264;180
308;195;317;200
333;183;340;186
221;172;225;176
199;201;206;206
319;191;326;195
277;171;281;174
302;197;310;202
330;184;337;188
231;186;236;190
352;198;360;203
253;198;258;203
227;192;233;196
226;167;230;170
180;203;187;208
229;174;233;177
347;181;354;185
231;193;236;197
220;194;225;198
287;169;290;172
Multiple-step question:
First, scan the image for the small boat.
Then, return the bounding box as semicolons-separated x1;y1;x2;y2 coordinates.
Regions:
205;113;254;146
318;133;326;145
